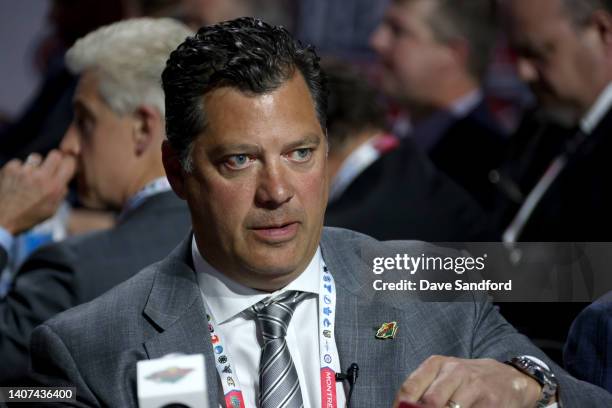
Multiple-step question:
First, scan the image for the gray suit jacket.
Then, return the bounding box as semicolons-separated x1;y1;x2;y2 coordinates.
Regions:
30;228;612;406
0;192;191;385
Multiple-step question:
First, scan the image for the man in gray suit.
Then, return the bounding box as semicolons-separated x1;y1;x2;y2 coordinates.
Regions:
30;17;612;407
0;18;193;385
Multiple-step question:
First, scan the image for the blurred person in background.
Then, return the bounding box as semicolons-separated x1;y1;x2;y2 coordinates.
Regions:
499;0;612;242
0;18;193;386
323;61;397;202
371;0;507;211
564;290;612;392
0;0;140;273
0;0;187;281
323;61;494;241
496;0;612;381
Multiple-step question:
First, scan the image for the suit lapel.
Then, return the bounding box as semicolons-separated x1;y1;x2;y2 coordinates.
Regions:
142;235;219;407
320;231;417;404
334;286;406;405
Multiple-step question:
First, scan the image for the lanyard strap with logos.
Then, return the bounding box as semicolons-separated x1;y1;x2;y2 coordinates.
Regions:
205;260;340;408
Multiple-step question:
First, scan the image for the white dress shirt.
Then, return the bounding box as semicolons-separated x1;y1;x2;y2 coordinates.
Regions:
328;136;382;203
449;89;483;118
192;238;346;407
580;81;612;134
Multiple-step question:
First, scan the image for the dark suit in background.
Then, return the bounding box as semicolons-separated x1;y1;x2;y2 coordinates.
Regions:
0;191;190;385
325;138;495;241
491;109;574;223
512;107;612;241
491;108;612;366
564;291;612;393
29;228;612;407
414;99;507;210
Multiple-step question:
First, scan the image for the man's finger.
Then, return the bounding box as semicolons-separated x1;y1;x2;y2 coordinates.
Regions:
448;383;484;408
418;360;464;408
394;355;445;407
55;155;77;184
1;158;23;174
39;150;63;174
24;153;43;167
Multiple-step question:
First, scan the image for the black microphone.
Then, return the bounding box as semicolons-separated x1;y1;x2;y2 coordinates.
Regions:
335;363;359;384
335;363;359;407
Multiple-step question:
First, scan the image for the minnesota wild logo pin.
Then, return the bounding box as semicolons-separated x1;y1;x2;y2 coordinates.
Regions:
375;321;398;339
145;367;194;383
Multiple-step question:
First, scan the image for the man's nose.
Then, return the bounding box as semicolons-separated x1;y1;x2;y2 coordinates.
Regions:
255;162;294;209
59;124;81;157
370;24;389;56
516;57;538;83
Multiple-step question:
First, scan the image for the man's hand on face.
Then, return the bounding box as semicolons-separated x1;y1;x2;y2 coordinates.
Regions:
0;150;76;235
393;355;546;408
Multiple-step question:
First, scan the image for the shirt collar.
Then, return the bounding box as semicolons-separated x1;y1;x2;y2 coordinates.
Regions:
192;237;321;324
581;81;612;134
329;135;381;203
118;177;172;221
449;89;483;118
411;89;483;153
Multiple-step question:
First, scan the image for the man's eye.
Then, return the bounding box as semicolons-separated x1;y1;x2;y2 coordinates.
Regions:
288;148;313;162
225;154;253;169
388;21;411;38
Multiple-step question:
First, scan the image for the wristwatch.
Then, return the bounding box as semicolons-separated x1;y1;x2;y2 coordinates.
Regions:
505;356;559;408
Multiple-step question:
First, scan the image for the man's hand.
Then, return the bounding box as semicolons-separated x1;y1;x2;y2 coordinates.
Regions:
0;150;76;235
394;355;546;408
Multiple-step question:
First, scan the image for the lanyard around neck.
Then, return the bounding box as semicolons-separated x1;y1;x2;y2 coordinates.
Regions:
204;260;340;408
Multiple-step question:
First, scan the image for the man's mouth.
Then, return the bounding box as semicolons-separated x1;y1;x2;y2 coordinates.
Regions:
250;222;299;242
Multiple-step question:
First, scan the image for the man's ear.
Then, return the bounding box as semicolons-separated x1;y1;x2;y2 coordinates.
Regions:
592;10;612;50
132;106;162;156
162;140;188;200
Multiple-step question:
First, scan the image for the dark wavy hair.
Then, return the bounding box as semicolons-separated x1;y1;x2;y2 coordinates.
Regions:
162;17;326;170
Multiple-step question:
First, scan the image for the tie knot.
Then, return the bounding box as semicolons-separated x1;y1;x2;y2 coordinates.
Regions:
252;291;307;342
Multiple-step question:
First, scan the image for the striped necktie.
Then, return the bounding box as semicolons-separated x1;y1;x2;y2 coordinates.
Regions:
252;291;309;408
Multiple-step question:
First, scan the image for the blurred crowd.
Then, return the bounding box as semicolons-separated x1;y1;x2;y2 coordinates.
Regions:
0;0;611;396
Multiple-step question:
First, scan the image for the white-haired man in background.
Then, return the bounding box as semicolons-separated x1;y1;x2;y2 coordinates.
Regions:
0;18;193;386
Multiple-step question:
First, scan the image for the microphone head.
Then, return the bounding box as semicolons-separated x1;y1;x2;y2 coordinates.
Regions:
137;354;207;408
347;363;359;385
349;363;359;377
